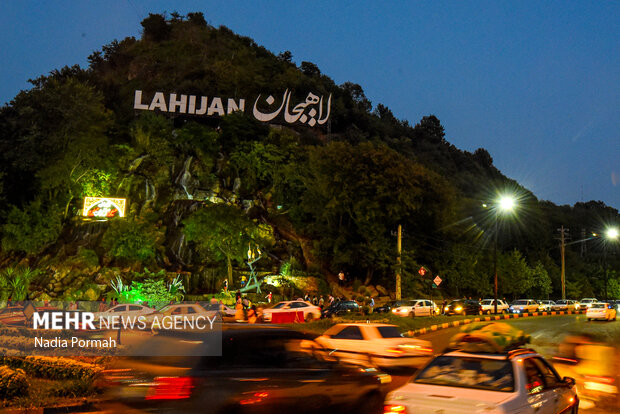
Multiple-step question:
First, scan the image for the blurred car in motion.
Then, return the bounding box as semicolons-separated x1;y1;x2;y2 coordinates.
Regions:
0;306;25;325
144;303;218;328
321;300;360;318
552;300;578;312
480;299;509;314
384;325;579;414
315;323;433;369
263;300;321;322
373;300;408;314
509;299;539;314
391;299;435;317
585;302;617;321
100;326;390;414
444;299;482;316
1;306;58;326
552;334;619;411
578;298;598;310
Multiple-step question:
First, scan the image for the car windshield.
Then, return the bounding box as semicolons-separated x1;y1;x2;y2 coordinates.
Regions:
590;304;605;309
377;326;403;338
514;300;528;305
556;300;566;304
481;300;493;305
414;355;514;392
157;305;174;313
272;303;287;309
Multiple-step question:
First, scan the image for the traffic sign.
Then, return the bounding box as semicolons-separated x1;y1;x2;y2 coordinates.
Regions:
433;276;442;286
418;267;426;276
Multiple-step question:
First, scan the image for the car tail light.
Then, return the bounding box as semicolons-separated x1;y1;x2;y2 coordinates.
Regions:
145;376;194;400
584;375;618;394
387;348;405;355
384;405;407;413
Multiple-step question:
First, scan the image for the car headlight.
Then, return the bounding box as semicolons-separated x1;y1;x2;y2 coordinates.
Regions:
455;306;462;312
444;306;449;311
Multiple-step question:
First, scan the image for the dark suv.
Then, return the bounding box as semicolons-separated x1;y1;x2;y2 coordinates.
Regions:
444;299;482;315
101;326;388;413
321;300;360;318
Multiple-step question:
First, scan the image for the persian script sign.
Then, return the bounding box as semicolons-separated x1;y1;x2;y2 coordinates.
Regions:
134;89;331;127
82;197;127;218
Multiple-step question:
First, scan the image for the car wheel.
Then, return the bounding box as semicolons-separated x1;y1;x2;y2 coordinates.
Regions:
408;312;414;318
305;313;315;322
354;391;383;414
502;309;507;314
478;309;483;315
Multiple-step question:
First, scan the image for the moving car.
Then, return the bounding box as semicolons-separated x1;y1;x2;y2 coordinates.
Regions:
552;300;578;311
509;299;539;314
320;300;360;318
202;302;236;318
480;299;509;314
586;302;617;321
391;299;435;317
384;333;579;414
144;303;218;328
100;326;391;414
373;300;409;314
262;300;321;322
315;323;433;369
444;299;482;316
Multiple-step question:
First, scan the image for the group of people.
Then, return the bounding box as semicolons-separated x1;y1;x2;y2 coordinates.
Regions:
234;290;261;323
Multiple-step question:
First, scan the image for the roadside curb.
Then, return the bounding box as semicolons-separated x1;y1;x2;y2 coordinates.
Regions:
1;400;95;414
408;310;585;337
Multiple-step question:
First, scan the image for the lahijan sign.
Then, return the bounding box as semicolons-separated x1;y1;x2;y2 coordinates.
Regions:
134;89;331;127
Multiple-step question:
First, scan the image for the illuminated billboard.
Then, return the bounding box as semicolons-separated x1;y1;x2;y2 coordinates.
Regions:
82;197;127;218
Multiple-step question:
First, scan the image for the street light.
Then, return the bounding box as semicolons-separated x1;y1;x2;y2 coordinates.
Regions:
492;194;517;314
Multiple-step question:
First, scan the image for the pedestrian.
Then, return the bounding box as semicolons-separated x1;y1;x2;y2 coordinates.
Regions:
223;278;228;292
304;293;310;302
266;291;273;303
247;305;257;324
312;296;318;306
236;290;242;303
240;276;247;288
210;296;218;304
98;298;107;312
328;295;334;306
442;299;447;315
369;297;375;309
235;301;245;322
242;296;249;309
338;271;345;287
319;296;324;308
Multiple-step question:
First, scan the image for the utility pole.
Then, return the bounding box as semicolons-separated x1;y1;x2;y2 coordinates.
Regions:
557;226;569;300
396;224;402;300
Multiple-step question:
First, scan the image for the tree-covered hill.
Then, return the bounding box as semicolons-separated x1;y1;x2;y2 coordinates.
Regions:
0;12;617;302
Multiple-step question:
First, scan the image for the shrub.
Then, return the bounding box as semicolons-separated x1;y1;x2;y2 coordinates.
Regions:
102;219;158;263
0;365;28;399
0;356;102;380
1;201;62;254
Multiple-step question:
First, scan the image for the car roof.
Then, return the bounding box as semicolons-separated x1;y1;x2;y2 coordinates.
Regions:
444;348;539;360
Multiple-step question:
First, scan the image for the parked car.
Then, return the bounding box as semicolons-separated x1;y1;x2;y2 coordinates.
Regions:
373;300;409;314
384;345;579;414
552;299;578;311
95;303;156;322
316;323;433;369
320;300;360;318
144;303;218;329
0;306;25;324
509;299;539;314
202;302;236;318
391;299;435;317
444;299;482;316
1;306;58;326
100;326;391;414
586;302;617;321
480;299;509;314
579;298;598;310
538;300;555;312
262;300;321;322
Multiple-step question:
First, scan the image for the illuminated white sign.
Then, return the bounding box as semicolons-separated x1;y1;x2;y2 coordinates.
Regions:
82;197;127;218
134;89;331;127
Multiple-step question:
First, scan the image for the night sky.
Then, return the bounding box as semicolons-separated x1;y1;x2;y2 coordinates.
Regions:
1;1;618;209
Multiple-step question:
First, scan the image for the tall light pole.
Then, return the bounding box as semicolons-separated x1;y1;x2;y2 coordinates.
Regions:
492;195;516;314
603;227;618;301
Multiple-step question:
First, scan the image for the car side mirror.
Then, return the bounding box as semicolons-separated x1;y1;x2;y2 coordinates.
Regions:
563;376;576;387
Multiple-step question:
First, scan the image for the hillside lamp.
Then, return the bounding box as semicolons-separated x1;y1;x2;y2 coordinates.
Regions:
493;195;517;314
603;226;618;300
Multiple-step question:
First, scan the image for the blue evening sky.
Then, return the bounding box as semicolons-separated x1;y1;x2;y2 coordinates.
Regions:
1;1;618;209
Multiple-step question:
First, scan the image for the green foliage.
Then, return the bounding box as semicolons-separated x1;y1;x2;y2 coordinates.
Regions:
110;269;184;304
102;219;158;264
183;203;273;281
2;201;62;254
0;356;101;380
0;267;39;301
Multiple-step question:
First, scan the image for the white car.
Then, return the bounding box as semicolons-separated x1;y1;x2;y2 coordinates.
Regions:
480;299;509;314
262;300;321;322
144;303;217;325
509;299;539;314
384;349;579;414
95;304;156;322
578;298;598;310
316;323;433;369
551;300;578;311
538;300;555;312
586;302;617;321
392;299;436;317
